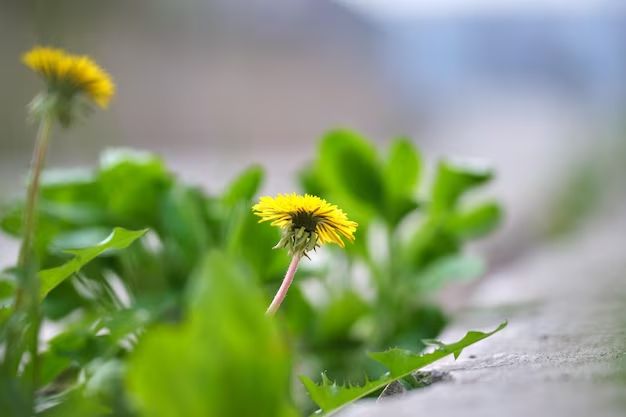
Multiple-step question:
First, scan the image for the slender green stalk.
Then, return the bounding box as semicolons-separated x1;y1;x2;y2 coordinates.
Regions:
266;254;302;316
18;113;53;271
12;113;53;393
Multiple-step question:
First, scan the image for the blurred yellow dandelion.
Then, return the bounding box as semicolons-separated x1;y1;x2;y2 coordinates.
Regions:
23;46;115;108
253;193;357;256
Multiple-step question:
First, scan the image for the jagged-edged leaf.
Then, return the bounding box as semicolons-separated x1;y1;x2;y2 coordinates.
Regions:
370;321;507;375
301;322;506;415
39;227;147;299
300;373;390;415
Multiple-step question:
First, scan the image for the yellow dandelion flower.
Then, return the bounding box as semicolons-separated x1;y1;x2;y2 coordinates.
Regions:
254;193;358;315
253;193;357;257
23;46;115;109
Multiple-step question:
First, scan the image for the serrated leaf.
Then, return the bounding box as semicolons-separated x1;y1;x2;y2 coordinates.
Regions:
370;321;507;375
39;227;147;300
300;373;389;415
302;322;506;415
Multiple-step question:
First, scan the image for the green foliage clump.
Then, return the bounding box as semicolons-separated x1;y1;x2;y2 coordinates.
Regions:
0;130;503;417
294;130;501;380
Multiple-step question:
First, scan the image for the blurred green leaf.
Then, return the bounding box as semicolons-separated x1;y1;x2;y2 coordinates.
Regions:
127;252;296;417
0;272;16;308
48;327;114;367
380;137;422;227
98;149;173;227
386;305;447;351
446;202;502;240
39;351;73;387
280;284;315;336
39;227;147;300
431;160;493;215
417;255;485;291
302;322;507;415
313;291;369;346
405;219;461;269
39;168;103;208
159;185;213;281
39;386;110;417
222;165;264;207
83;359;127;408
0;371;33;417
317;129;385;213
0;203;22;236
229;211;287;282
384;138;421;199
298;164;327;198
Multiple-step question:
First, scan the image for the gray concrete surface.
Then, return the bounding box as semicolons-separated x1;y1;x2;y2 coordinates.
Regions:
340;199;626;417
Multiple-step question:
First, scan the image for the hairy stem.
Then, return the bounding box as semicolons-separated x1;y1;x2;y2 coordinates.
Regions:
266;254;302;316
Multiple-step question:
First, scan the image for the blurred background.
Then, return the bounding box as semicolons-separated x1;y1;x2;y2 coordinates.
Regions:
1;0;626;270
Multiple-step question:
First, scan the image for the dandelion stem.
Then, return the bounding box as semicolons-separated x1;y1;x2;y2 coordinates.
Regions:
13;112;53;392
266;254;302;316
18;113;52;271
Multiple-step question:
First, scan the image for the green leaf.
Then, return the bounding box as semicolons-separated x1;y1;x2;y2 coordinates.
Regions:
126;252;296;417
222;165;264;207
39;227;147;300
302;322;507;415
313;291;369;345
39;168;103;207
0;272;16;308
431;160;493;214
97;149;173;228
159;185;213;280
317;130;385;213
370;321;507;374
417;254;485;291
38;351;73;387
405;219;461;269
38;386;111;417
384;138;421;199
228;211;287;282
446;202;502;240
381;138;422;226
300;373;384;416
298;164;327;198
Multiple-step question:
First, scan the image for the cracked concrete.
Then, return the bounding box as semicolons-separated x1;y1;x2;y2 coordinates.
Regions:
340;201;626;417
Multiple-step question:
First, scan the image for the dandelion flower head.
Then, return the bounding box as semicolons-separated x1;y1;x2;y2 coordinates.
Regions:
23;46;115;109
253;193;357;256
